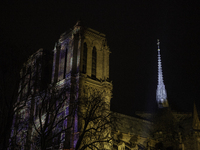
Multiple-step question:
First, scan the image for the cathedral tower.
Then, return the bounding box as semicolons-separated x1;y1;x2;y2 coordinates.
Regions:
51;21;112;108
156;39;169;108
51;21;113;149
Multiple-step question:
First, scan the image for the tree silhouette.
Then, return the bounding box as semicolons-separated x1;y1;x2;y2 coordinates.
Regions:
151;108;180;149
9;48;54;149
75;89;115;150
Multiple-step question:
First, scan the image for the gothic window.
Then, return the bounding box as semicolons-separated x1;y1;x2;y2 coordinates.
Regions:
63;47;68;79
54;45;61;83
82;42;87;73
92;46;97;78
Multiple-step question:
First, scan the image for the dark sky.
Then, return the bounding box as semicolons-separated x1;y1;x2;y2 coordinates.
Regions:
1;1;200;115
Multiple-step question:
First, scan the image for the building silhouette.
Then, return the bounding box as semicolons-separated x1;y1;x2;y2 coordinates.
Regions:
11;22;200;150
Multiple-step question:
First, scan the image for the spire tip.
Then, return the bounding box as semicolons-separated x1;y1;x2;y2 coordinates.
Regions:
157;39;160;51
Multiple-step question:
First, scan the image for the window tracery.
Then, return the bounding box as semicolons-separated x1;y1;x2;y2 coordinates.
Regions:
63;47;68;79
82;42;87;74
92;46;97;78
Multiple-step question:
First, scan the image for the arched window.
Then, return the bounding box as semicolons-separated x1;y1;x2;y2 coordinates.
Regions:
54;45;61;83
92;46;97;78
63;47;68;79
82;42;87;73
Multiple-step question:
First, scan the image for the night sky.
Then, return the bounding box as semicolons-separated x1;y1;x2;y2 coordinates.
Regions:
1;1;200;116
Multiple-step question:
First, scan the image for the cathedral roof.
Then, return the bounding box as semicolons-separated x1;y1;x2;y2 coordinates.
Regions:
112;112;152;138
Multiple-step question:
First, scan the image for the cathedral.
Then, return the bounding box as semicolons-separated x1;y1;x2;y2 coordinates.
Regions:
10;21;200;150
112;39;200;150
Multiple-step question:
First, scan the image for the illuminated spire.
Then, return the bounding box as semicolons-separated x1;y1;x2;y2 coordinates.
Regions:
156;39;169;108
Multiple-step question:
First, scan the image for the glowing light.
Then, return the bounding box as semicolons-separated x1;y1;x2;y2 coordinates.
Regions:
156;39;168;108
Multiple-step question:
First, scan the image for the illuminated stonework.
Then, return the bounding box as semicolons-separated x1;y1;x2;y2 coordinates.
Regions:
11;23;200;150
156;39;169;108
51;21;113;149
11;21;113;150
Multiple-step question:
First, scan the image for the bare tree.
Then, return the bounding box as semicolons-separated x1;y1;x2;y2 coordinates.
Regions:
30;87;115;150
11;80;114;150
150;108;180;150
28;83;76;150
75;89;115;150
8;48;54;149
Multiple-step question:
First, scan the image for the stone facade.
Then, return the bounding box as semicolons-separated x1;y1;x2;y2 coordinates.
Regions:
10;22;200;150
11;21;113;150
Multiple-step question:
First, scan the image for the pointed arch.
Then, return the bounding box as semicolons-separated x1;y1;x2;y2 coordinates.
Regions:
82;42;87;73
63;47;68;78
92;46;97;78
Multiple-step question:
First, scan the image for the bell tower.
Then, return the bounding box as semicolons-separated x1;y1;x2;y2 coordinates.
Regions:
51;21;113;149
156;39;169;108
52;21;112;93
